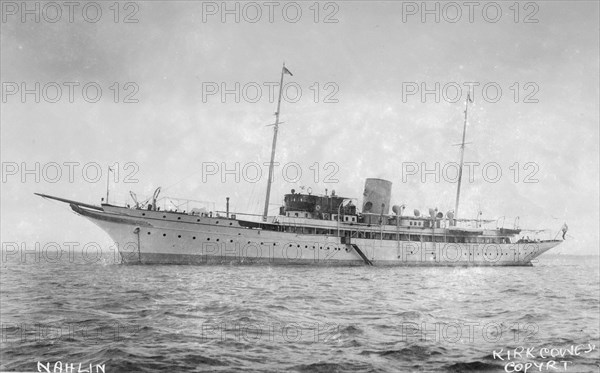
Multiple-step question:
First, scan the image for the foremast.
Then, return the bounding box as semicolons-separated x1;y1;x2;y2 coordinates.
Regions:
262;63;293;221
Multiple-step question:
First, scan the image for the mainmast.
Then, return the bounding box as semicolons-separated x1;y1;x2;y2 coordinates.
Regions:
454;92;472;220
262;63;293;221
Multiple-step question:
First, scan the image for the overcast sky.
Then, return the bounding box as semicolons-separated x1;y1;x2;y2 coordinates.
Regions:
1;1;598;255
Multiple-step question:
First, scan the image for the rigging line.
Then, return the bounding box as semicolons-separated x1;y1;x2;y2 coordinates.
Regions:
159;168;206;194
247;176;257;214
157;148;267;198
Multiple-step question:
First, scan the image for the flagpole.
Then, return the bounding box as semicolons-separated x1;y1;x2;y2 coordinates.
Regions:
454;93;471;220
262;63;289;221
106;166;111;204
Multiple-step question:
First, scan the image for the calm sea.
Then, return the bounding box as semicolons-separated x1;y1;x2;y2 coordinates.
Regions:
1;252;598;373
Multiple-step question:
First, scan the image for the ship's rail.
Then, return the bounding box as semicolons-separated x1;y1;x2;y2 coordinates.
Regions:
362;212;501;231
215;211;264;220
496;216;521;230
106;192;217;215
156;196;216;214
515;229;557;243
220;209;523;235
108;192;550;240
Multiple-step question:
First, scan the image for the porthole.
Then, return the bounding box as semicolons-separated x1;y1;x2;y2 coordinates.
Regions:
147;232;151;235
230;240;234;243
216;221;219;224
197;219;200;222
163;233;166;237
163;215;166;218
207;238;210;241
229;222;233;226
142;213;146;216
216;239;219;242
193;237;196;240
177;217;181;220
178;235;181;238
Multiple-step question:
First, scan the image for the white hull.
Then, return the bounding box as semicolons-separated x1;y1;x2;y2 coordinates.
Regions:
75;205;560;266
